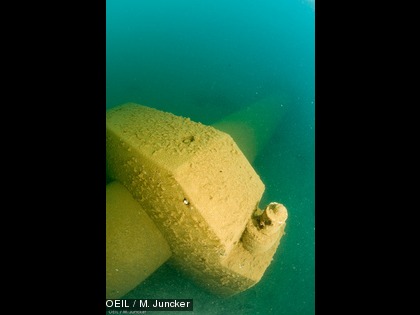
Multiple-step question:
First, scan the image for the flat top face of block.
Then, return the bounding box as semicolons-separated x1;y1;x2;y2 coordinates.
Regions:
106;103;221;171
106;103;264;251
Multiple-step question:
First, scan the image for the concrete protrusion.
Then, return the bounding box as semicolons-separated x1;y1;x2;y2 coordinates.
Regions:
241;203;288;254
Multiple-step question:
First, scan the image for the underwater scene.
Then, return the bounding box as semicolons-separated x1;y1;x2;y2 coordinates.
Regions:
106;0;314;314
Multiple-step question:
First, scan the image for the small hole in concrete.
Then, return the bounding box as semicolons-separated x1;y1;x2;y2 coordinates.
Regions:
182;135;195;144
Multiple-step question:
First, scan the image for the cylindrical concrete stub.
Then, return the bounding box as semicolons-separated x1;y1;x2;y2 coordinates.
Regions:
106;181;172;298
241;203;288;254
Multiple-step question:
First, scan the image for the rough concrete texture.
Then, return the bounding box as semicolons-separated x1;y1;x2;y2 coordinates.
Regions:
106;181;172;298
106;103;287;296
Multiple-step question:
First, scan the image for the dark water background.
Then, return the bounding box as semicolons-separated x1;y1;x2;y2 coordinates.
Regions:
107;0;314;314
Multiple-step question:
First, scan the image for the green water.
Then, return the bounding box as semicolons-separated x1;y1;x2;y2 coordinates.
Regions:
107;0;314;314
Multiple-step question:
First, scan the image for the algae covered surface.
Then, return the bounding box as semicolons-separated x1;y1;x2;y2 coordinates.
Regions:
106;0;314;314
